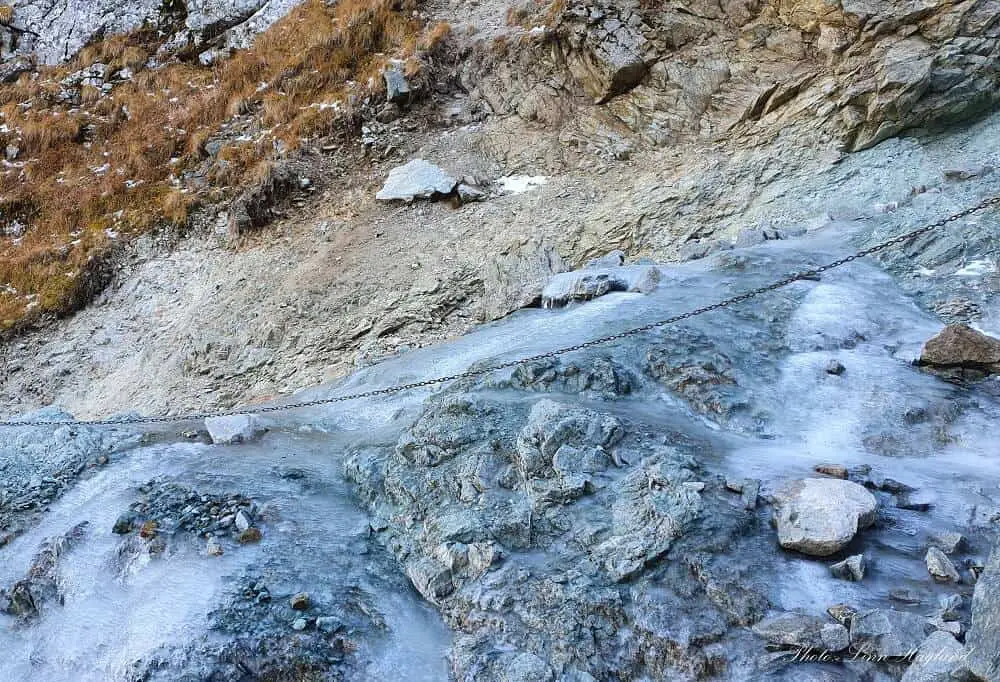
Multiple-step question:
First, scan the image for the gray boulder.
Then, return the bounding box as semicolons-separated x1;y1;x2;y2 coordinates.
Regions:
204;414;265;445
850;609;935;659
772;478;878;556
375;159;457;203
900;631;968;682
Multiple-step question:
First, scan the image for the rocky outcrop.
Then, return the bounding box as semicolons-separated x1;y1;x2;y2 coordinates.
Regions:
3;0;304;64
772;478;879;556
966;545;1000;680
345;383;773;679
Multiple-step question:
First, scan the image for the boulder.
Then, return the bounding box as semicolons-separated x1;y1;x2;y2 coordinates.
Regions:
966;545;1000;680
918;325;1000;377
772;478;878;556
900;631;968;682
850;609;935;659
375;159;457;203
204;414;266;445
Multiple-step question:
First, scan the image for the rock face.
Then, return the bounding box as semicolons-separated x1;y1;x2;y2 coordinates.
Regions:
966;545;1000;680
345;384;773;679
3;0;304;64
918;325;1000;378
772;478;879;556
375;159;458;203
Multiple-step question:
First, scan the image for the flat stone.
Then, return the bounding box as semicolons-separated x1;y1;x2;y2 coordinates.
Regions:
375;159;457;203
772;478;878;556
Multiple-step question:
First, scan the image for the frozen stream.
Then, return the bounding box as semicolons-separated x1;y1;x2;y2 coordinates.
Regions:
2;181;1000;678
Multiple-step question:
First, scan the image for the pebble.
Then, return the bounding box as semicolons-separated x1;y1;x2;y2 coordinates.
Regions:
291;617;309;631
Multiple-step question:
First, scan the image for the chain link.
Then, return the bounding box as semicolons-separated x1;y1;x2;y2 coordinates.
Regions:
4;194;999;428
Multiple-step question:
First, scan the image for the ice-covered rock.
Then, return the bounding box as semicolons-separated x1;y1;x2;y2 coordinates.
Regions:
375;159;457;203
541;265;661;307
204;414;266;444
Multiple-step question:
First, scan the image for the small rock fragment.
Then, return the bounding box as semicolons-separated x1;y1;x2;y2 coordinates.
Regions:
814;463;848;479
831;554;866;582
206;537;224;557
926;547;961;583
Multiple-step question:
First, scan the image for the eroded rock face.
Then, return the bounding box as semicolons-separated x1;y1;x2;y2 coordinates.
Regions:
344;383;772;679
772;478;879;556
3;0;304;64
966;545;1000;680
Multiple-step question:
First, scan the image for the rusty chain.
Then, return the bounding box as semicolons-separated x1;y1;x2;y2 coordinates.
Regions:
3;193;999;428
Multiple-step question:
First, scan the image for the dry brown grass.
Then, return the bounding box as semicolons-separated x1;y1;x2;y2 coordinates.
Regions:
0;0;448;332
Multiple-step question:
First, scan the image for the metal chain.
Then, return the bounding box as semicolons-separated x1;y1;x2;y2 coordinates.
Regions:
4;194;999;428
